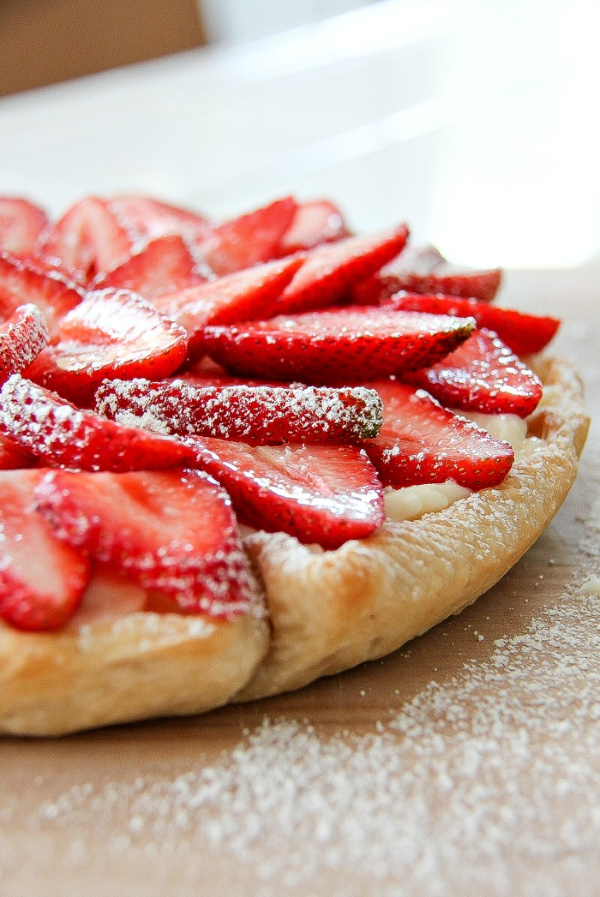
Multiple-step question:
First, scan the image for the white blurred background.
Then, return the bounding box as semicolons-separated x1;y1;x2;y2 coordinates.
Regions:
201;0;380;44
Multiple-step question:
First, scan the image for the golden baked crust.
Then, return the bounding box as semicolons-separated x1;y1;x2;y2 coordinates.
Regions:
0;604;269;736
235;357;589;701
0;356;588;735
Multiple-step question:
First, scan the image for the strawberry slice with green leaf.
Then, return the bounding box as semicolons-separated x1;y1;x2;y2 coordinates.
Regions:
34;468;256;617
93;234;208;300
109;195;213;243
277;198;350;255
0;197;49;255
0;375;196;471
191;437;385;549
0;469;90;631
274;224;410;315
151;255;303;358
353;243;502;305
25;287;188;404
0;252;84;337
407;329;544;417
36;196;135;282
203;307;475;384
194;196;298;276
384;292;560;357
96;378;384;443
0;304;49;384
362;380;514;490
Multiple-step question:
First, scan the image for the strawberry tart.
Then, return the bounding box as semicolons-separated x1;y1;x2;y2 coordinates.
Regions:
0;193;589;734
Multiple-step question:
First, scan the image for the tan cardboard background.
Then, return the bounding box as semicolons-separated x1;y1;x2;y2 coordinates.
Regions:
1;0;206;96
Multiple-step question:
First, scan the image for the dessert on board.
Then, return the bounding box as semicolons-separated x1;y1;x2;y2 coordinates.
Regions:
0;193;589;735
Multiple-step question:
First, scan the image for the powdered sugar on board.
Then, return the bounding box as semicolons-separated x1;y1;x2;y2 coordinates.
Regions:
7;574;598;897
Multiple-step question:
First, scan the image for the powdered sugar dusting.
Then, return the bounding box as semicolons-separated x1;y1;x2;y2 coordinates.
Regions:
24;575;600;896
95;378;384;442
0;373;89;455
0;303;49;376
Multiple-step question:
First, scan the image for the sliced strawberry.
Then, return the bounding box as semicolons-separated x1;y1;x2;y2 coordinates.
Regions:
25;288;188;404
362;381;514;490
203;307;475;384
0;469;90;631
277;199;351;255
96;378;384;443
109;195;212;243
0;197;49;255
0;252;83;337
34;468;256;617
0;304;49;384
384;292;560;357
274;224;410;315
191;437;385;549
36;196;135;282
0;432;36;470
151;256;303;358
407;329;544;418
180;356;272;388
193;196;298;276
0;375;196;471
353;244;502;305
13;251;88;288
93;234;207;300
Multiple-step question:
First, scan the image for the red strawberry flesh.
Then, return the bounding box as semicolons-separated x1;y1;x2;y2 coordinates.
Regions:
194;196;298;276
275;224;410;315
36;196;135;282
407;329;544;417
277;198;350;255
34;468;256;617
152;256;303;358
353;243;502;304
96;378;384;443
0;197;49;255
0;375;196;472
109;195;212;243
384;292;560;357
93;234;207;300
191;437;385;549
0;469;90;631
25;288;188;404
0;432;36;470
203;307;476;384
0;252;83;337
362;380;514;490
0;304;49;384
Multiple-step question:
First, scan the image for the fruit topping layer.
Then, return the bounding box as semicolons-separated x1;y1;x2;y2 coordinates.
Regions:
0;192;558;631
